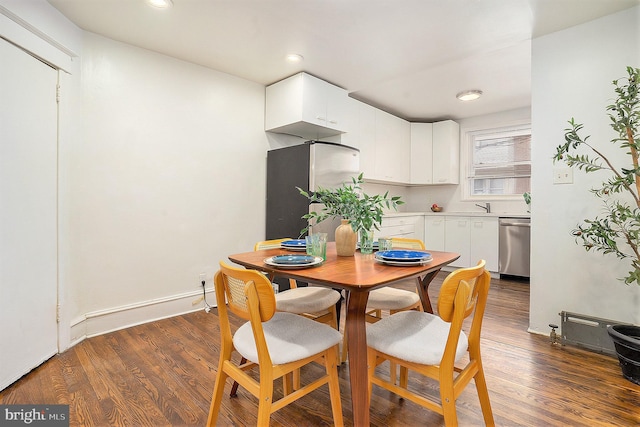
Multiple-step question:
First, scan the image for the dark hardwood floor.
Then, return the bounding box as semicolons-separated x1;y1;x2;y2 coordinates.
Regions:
1;274;639;426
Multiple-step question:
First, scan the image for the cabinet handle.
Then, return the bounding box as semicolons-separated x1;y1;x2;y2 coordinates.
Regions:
329;119;338;124
316;115;326;121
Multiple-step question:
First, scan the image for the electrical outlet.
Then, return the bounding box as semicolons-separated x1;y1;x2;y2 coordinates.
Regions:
199;272;206;286
553;167;573;184
272;283;279;294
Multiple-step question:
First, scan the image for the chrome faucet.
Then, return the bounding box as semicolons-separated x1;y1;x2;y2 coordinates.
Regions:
475;202;491;213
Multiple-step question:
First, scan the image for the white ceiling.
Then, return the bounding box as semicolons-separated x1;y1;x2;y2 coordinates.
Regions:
47;0;639;122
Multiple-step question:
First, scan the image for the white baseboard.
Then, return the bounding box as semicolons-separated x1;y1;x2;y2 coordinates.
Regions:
69;288;217;345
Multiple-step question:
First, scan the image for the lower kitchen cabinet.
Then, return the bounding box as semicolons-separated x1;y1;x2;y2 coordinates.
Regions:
445;217;471;267
469;217;499;272
444;216;498;272
424;216;445;251
376;215;424;241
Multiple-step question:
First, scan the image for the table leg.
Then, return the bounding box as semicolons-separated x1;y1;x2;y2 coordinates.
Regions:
345;290;370;426
415;269;440;314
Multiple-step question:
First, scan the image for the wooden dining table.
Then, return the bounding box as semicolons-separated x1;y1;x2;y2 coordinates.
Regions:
228;242;460;426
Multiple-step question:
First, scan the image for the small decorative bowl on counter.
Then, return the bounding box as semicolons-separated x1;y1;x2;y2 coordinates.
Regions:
431;205;443;212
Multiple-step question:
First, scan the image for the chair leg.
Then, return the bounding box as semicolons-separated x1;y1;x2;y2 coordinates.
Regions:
439;379;458;426
325;347;344;427
474;362;495;425
207;361;230;427
256;376;274;426
230;357;246;397
340;330;349;364
399;365;409;388
389;361;398;385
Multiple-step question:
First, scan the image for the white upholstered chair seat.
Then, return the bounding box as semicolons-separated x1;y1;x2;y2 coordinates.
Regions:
367;287;420;311
366;310;468;365
275;286;341;314
234;312;342;365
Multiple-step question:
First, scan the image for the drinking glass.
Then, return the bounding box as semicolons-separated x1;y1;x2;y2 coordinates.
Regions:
359;229;375;254
378;237;393;251
306;233;327;260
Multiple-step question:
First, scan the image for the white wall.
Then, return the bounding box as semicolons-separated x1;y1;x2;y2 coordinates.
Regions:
530;6;640;332
67;32;269;340
2;0;271;348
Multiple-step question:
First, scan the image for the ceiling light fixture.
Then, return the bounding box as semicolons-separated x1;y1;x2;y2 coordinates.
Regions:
148;0;173;9
456;90;483;101
285;53;304;63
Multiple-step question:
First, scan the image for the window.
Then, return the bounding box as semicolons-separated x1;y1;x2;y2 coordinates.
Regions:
466;125;531;198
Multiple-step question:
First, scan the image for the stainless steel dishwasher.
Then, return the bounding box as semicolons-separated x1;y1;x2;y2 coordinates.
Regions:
499;217;531;278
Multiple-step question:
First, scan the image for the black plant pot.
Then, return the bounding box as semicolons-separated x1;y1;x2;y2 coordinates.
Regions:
607;324;640;385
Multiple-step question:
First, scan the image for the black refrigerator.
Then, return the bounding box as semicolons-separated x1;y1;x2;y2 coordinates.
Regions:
266;141;360;241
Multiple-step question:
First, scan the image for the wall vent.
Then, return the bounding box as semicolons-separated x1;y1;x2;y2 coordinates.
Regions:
559;311;624;356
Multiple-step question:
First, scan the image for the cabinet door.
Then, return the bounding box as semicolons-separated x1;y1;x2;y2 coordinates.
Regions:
345;100;376;178
424;216;445;251
374;110;410;183
470;217;499;272
432;120;460;184
325;82;348;132
445;217;470;267
300;73;328;128
410;123;433;184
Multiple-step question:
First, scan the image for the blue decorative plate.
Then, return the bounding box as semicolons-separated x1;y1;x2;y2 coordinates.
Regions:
376;250;431;262
270;255;316;265
281;239;306;247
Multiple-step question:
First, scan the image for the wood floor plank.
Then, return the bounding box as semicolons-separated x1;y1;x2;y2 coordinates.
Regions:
1;274;639;426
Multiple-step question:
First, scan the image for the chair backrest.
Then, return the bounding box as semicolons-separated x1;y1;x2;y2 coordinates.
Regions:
391;237;426;250
436;260;490;359
254;238;292;251
215;261;277;323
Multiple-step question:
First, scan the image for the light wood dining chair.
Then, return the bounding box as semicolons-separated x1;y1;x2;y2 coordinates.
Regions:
230;238;341;397
366;260;494;426
207;261;344;427
341;237;425;364
255;238;341;329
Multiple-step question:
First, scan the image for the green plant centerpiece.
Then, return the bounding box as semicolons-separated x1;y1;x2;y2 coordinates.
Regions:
553;66;640;385
553;66;640;286
297;173;404;255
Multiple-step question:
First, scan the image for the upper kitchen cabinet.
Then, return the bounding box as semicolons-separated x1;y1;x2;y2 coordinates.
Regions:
371;109;411;183
341;98;376;179
265;72;349;139
410;120;460;185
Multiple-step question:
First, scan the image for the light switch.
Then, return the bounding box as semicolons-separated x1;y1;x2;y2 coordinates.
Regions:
553;167;573;184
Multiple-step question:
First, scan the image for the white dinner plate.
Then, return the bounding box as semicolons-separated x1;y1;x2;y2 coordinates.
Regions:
374;254;433;267
264;255;323;269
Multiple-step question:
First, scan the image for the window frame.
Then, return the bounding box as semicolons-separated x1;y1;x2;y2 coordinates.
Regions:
461;121;532;201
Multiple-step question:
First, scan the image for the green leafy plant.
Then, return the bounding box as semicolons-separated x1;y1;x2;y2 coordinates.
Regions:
297;173;404;236
553;66;640;285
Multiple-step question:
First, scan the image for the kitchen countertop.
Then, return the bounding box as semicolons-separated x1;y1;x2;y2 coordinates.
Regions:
384;211;531;219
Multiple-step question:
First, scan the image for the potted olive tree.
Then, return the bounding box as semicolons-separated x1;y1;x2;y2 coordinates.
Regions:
297;173;404;256
553;66;640;384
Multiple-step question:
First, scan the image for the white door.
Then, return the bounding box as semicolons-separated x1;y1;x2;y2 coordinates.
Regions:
0;38;59;390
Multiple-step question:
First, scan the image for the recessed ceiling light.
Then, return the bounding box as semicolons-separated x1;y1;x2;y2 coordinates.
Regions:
285;53;304;63
456;90;483;101
148;0;173;9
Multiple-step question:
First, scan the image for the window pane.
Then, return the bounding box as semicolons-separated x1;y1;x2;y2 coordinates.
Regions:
468;126;531;197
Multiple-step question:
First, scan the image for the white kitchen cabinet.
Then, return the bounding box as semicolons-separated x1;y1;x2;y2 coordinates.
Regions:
372;109;411;183
443;215;498;271
375;215;424;241
265;72;349;139
342;98;377;178
469;217;499;272
410;120;460;185
445;217;471;267
424;216;445;251
410;123;433;184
